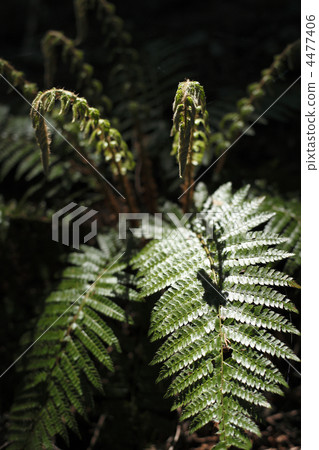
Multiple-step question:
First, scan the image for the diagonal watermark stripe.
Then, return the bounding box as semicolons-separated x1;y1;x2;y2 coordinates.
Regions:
0;73;125;199
0;251;126;379
179;75;301;200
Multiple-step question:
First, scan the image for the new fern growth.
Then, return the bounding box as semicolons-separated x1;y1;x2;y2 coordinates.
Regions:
31;88;135;177
30;88;139;213
0;58;38;99
171;79;210;179
209;39;300;173
171;80;210;211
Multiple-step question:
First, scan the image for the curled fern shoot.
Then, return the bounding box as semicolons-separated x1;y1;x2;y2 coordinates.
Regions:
30;88;135;178
73;0;143;99
0;58;38;99
42;31;111;111
42;30;87;88
211;39;300;173
132;183;299;449
171;79;210;179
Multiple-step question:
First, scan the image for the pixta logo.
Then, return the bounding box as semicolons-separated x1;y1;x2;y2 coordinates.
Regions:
118;213;214;240
52;202;98;249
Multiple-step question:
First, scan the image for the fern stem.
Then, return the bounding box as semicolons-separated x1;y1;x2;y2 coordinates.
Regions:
106;135;139;213
121;173;139;213
87;413;107;450
181;163;195;213
133;117;158;213
196;232;218;284
60;124;121;214
218;306;227;445
198;229;228;445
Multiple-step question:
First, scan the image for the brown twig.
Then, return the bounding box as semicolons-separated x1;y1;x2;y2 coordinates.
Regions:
87;413;107;450
133;117;158;213
180;164;195;213
106;136;139;213
61;125;122;215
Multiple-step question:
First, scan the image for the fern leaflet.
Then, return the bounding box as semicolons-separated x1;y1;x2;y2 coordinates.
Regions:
131;183;299;449
7;233;137;449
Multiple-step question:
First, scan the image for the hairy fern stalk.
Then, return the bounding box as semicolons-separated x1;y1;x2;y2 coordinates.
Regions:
132;183;299;449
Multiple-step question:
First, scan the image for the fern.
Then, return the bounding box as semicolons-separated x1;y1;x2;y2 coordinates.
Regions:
132;182;299;449
262;195;301;276
7;233;138;448
73;0;145;109
1;5;300;446
208;40;300;172
31;88;134;176
171;80;210;179
0;109;101;209
30;87;141;215
42;30;111;112
0;58;38;99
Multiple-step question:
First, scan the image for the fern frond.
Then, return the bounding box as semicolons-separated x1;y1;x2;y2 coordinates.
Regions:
171;80;210;178
71;0;159;212
209;39;300;168
262;195;301;275
132;183;299;448
42;31;111;111
0;58;38;99
30;88;135;177
73;0;144;106
7;233;136;448
0;111;102;210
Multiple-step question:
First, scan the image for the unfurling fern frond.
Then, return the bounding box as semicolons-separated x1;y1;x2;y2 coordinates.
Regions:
41;31;111;112
73;0;144;102
171;80;210;179
30;88;135;177
131;183;299;449
0;58;38;99
7;233;138;449
209;40;300;171
0;111;100;209
42;30;89;88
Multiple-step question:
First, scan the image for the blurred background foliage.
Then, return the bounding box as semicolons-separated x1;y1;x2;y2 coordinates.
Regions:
0;0;300;448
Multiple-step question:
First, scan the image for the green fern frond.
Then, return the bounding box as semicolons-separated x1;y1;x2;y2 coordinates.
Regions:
0;58;38;99
209;40;300;162
171;80;210;178
7;233;136;449
262;195;301;275
30;88;135;176
73;0;144;103
0;111;100;209
132;183;299;449
42;30;111;111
